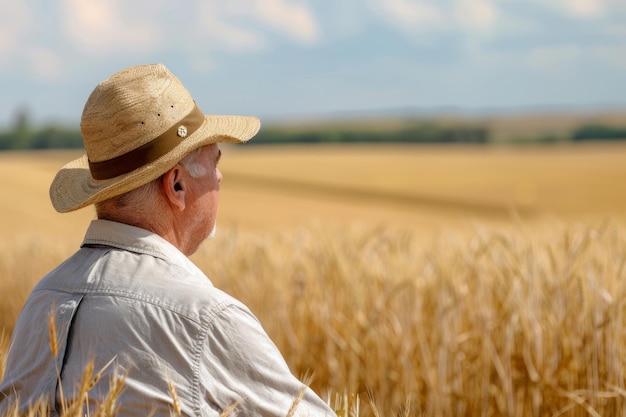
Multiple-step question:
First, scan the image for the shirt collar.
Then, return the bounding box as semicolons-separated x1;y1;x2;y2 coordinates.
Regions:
81;219;209;282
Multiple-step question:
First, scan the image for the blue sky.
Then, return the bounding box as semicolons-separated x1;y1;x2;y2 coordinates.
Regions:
1;0;625;127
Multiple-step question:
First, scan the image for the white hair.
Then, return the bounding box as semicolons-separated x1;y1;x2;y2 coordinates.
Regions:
179;147;207;178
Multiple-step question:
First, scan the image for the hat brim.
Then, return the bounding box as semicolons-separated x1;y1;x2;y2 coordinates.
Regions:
49;114;260;213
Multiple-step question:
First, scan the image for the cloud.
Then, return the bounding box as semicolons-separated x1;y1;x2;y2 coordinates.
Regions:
525;46;580;74
454;0;497;30
0;2;32;57
253;0;319;44
528;0;626;18
58;0;319;58
555;0;606;17
23;47;64;80
193;0;320;48
0;3;63;80
193;3;267;52
368;0;446;33
60;0;162;56
367;0;499;35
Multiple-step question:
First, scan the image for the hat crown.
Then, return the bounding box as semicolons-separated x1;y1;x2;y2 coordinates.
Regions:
81;64;195;164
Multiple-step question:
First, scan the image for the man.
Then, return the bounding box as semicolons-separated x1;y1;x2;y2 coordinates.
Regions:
0;64;335;416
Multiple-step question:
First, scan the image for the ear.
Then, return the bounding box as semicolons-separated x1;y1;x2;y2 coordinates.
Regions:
161;165;187;211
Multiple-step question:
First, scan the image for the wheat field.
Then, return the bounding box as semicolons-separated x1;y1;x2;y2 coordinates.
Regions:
2;143;626;416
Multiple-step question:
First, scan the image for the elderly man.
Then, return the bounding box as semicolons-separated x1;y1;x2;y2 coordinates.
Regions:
0;64;334;416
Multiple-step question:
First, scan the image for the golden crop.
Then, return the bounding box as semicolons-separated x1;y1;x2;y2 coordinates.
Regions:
1;143;626;416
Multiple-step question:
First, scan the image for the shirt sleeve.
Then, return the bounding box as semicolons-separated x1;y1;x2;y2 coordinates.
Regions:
196;303;336;417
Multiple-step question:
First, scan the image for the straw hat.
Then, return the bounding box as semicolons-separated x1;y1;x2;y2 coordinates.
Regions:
49;63;260;213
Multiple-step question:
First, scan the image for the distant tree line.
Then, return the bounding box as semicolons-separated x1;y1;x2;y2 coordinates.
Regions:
0;126;83;150
1;109;625;150
571;125;626;141
0;109;83;150
0;117;490;149
253;124;489;145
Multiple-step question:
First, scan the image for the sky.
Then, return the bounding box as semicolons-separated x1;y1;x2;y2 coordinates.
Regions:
1;0;626;128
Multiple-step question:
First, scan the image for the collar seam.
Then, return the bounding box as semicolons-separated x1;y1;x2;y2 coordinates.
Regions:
82;239;169;261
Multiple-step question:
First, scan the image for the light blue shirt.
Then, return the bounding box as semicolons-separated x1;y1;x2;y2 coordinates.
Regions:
0;220;334;416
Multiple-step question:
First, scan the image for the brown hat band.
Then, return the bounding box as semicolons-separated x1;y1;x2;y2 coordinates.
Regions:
88;104;205;180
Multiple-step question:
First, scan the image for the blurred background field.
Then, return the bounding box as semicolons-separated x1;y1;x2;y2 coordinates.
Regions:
2;136;626;243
